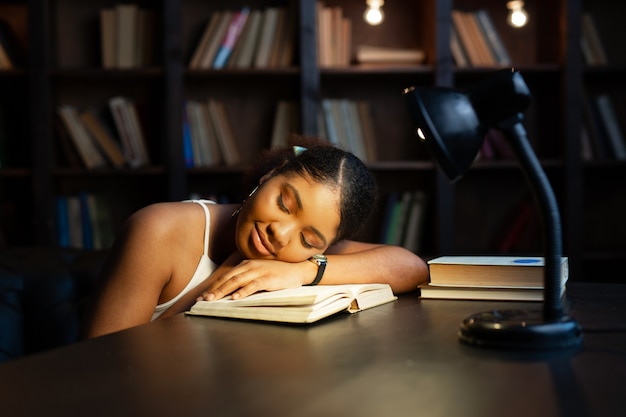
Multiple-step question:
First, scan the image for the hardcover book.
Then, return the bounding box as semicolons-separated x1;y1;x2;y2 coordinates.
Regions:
421;256;569;302
427;256;569;288
186;283;397;324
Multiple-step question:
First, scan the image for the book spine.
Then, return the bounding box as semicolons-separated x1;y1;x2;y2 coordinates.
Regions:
213;8;250;69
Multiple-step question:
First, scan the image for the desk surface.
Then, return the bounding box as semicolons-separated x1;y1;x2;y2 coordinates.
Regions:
1;283;625;417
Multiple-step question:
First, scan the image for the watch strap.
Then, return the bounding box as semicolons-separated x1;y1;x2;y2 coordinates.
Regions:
306;255;327;286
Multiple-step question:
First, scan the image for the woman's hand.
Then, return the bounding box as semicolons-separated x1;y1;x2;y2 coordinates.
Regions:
197;255;318;301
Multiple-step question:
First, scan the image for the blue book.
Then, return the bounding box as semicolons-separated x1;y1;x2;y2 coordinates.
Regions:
213;8;250;69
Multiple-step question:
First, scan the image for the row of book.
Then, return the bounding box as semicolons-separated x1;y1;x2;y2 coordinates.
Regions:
581;92;626;161
317;2;351;67
189;6;295;70
419;256;569;302
99;3;154;68
318;99;378;163
379;191;428;255
183;99;242;167
56;193;115;250
451;9;511;68
57;98;150;170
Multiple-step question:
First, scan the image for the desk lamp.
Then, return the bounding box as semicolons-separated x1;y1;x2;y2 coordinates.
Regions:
402;69;582;350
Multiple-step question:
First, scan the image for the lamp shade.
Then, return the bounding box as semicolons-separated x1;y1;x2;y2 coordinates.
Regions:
403;86;485;182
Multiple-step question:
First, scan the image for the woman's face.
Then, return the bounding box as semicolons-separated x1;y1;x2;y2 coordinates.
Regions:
235;173;341;262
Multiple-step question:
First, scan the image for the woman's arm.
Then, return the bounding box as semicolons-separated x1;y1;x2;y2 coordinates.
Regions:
199;241;429;301
322;240;429;293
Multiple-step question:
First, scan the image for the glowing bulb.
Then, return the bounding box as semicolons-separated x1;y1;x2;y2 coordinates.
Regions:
506;1;528;28
364;0;385;26
416;128;426;141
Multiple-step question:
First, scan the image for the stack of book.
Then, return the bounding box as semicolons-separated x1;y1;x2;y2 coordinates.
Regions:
419;256;569;301
99;3;154;68
188;6;296;69
450;9;511;68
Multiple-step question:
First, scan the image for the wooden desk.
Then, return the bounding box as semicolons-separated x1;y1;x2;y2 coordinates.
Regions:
1;283;625;417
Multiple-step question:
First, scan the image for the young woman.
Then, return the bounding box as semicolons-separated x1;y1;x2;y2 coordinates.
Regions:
83;143;428;337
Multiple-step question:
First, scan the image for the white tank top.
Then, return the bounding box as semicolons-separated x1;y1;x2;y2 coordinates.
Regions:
151;200;218;320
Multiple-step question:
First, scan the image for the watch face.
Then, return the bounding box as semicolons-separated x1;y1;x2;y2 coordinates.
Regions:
312;254;327;264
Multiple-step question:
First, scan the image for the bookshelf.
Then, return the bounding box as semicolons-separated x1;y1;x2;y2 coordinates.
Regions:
0;0;623;282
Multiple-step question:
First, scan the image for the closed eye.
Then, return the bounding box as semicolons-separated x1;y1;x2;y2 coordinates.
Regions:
301;234;314;249
277;194;290;213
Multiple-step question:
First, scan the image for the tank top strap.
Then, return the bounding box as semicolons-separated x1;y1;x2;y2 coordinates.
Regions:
184;199;216;256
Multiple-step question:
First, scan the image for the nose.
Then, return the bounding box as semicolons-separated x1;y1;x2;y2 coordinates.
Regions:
267;220;294;249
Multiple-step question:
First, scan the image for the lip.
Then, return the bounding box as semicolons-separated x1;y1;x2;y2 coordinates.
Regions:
251;223;273;257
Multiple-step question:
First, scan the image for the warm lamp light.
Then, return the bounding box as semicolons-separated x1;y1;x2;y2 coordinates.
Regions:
403;70;582;350
506;0;528;28
364;0;384;26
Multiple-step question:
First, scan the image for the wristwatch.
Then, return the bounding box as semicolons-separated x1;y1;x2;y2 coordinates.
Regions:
306;254;327;286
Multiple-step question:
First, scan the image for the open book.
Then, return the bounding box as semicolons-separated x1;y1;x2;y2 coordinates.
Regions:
186;283;397;324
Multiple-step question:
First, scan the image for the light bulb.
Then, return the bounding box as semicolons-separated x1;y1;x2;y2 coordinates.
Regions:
506;1;528;28
364;0;385;26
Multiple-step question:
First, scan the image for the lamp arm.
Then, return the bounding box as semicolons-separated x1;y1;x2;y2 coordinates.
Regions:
498;118;563;322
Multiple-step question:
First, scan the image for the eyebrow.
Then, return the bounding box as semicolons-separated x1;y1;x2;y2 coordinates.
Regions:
283;182;328;248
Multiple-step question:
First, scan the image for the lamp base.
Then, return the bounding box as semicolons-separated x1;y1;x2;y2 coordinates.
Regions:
458;309;582;350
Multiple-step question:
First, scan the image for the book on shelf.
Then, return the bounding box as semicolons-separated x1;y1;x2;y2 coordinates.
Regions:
79;108;126;168
581;12;608;66
319;98;374;161
379;191;427;253
474;9;511;67
594;94;626;160
212;8;250;69
200;10;233;69
253;7;283;68
100;4;153;68
56;193;115;250
451;10;487;67
207;99;242;165
114;4;138;68
188;11;223;69
450;25;469;68
186;283;397;324
57;105;108;170
270;100;299;149
228;9;263;68
452;9;509;68
463;10;497;66
355;45;425;65
317;4;351;67
108;96;150;168
185;100;223;167
420;256;569;302
355;101;378;162
99;8;116;68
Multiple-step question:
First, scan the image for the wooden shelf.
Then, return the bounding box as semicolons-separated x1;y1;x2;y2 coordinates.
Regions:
0;0;622;282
